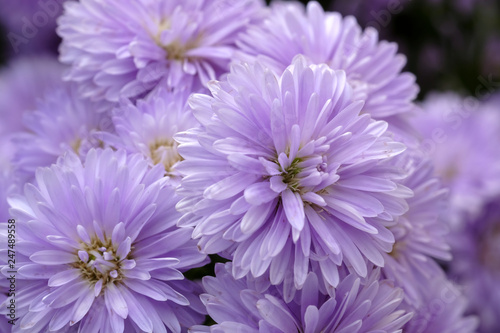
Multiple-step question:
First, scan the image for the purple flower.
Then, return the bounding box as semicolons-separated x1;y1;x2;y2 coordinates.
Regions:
412;92;500;224
176;56;410;291
1;148;207;332
0;56;64;220
236;1;418;121
448;198;500;333
11;82;110;185
402;272;478;333
57;0;264;102
190;262;412;333
0;0;68;55
100;87;198;185
0;55;64;137
382;154;451;306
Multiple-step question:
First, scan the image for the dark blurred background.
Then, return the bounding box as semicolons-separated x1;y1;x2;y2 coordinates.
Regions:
1;0;499;99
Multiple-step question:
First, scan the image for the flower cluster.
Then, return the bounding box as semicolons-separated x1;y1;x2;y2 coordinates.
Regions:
58;0;264;102
0;0;496;332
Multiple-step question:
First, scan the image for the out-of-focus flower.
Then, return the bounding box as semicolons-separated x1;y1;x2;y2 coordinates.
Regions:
382;154;451;306
0;0;69;55
57;0;264;102
402;272;478;333
0;148;207;332
448;198;500;333
0;55;64;221
11;82;110;185
0;55;64;137
100;87;198;185
412;92;500;224
176;56;410;292
190;262;412;333
237;1;418;124
482;34;500;79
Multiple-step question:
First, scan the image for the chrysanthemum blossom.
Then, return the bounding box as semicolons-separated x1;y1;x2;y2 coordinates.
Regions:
57;0;264;102
176;56;410;292
190;263;412;333
0;57;65;219
236;1;418;121
381;154;451;306
412;92;500;224
0;55;64;138
12;82;110;185
100;88;198;185
448;198;500;333
1;148;207;332
402;272;478;333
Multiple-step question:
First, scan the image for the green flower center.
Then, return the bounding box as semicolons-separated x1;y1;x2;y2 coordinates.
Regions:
72;237;132;290
280;157;302;192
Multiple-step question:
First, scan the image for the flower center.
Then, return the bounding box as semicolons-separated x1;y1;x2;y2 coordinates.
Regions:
153;19;201;62
388;241;406;259
164;42;191;61
71;138;82;153
72;237;132;290
274;151;332;196
441;164;459;183
280;157;302;192
149;138;183;172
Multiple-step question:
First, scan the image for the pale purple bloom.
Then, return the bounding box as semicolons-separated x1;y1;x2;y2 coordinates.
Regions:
412;92;500;225
1;148;207;332
100;88;198;185
0;55;64;221
57;0;264;102
382;154;451;306
190;262;412;333
448;198;500;333
402;272;478;333
11;82;110;185
0;55;64;137
236;1;418;121
176;56;410;292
